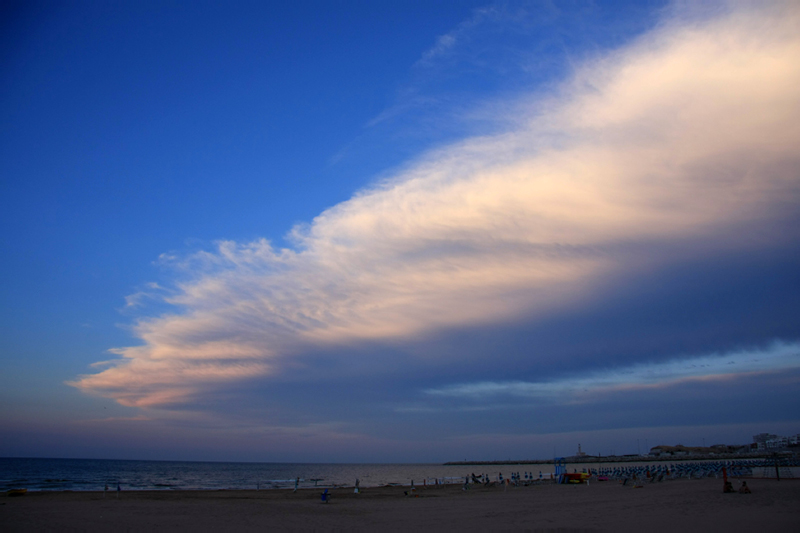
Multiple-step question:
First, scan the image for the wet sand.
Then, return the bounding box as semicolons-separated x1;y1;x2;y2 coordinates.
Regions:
2;477;798;532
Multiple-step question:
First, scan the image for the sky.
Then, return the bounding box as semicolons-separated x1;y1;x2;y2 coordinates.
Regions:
1;0;799;463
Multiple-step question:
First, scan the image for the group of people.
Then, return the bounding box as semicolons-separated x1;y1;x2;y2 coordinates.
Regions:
723;480;751;494
465;471;544;487
103;482;121;498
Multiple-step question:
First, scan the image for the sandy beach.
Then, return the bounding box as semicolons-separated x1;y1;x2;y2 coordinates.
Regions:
2;477;798;532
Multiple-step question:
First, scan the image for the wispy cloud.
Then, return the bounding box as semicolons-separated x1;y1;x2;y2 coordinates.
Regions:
72;3;800;408
78;415;152;424
424;341;800;402
122;282;167;310
415;5;502;66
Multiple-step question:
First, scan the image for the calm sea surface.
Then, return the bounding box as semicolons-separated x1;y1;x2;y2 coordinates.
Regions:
0;457;756;491
0;458;548;491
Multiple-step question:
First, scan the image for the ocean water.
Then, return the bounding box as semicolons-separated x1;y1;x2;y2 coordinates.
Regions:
2;457;789;491
0;458;549;491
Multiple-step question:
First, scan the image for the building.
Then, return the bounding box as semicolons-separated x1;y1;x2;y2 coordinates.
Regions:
753;433;779;444
753;433;780;451
753;432;800;451
765;436;788;450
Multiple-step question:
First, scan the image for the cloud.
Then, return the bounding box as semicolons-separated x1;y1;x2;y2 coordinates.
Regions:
72;3;800;409
423;341;800;403
415;5;500;66
79;415;152;424
120;282;169;312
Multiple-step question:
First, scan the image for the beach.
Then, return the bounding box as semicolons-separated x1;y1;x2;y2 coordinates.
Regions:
2;477;798;532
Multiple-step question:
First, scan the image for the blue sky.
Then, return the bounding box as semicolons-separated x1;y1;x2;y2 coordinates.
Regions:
2;0;799;462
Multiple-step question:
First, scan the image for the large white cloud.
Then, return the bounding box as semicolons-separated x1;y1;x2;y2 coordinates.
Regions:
72;3;800;407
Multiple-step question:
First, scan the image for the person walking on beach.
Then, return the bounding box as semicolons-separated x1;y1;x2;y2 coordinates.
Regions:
294;477;299;493
116;482;121;499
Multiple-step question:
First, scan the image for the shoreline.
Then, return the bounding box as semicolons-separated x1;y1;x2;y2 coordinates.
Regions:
445;452;798;465
3;477;798;532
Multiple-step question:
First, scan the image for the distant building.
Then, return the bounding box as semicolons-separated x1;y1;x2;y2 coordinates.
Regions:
566;444;588;460
753;433;780;451
648;444;701;457
753;432;800;451
709;444;738;455
766;436;788;450
753;433;779;444
649;435;797;457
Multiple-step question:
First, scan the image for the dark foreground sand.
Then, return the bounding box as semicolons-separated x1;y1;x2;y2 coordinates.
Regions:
2;478;798;532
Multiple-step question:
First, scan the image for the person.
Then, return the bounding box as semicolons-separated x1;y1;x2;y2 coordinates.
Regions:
354;478;360;494
723;481;735;493
116;482;121;499
739;481;751;494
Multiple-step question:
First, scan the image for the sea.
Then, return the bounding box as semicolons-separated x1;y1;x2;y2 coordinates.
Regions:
3;457;787;492
0;458;557;492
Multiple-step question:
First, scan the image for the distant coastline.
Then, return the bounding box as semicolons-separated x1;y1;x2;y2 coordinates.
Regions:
444;451;795;466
